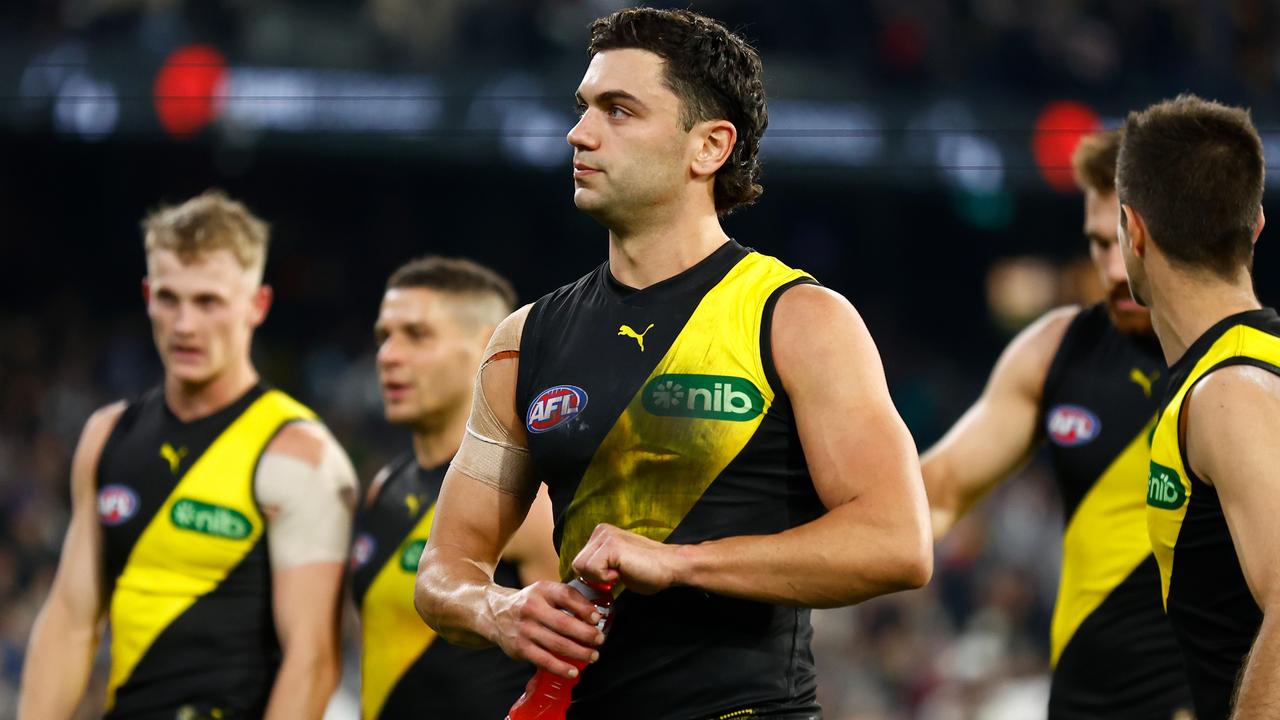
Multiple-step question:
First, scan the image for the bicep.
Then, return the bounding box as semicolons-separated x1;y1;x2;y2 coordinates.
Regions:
922;309;1071;506
503;484;560;585
1192;367;1280;607
50;403;125;621
258;424;357;571
773;286;921;510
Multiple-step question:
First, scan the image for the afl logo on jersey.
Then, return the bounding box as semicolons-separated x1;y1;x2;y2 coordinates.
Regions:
97;485;139;526
350;533;376;570
527;385;587;434
1047;404;1101;447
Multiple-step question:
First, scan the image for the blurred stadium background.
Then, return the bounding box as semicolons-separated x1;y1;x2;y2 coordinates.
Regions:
2;1;1279;718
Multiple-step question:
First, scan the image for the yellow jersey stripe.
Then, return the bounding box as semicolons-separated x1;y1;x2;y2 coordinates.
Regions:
1050;418;1156;666
557;253;810;581
1149;324;1280;605
106;390;313;709
360;503;438;720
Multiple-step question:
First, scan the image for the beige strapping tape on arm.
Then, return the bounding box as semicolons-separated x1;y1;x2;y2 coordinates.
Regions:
451;307;536;502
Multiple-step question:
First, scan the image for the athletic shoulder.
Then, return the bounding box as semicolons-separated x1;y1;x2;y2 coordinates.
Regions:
1188;363;1280;487
71;401;128;493
487;303;533;358
363;452;414;508
264;419;340;468
260;420;357;502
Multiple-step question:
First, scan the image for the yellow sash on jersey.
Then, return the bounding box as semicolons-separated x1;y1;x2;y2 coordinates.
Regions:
557;252;811;580
1148;324;1280;606
105;390;314;709
360;504;438;720
1050;417;1156;666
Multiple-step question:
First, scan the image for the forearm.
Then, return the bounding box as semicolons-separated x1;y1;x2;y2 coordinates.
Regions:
1231;609;1280;719
416;544;517;648
18;605;98;719
674;500;931;608
922;452;969;539
262;642;340;720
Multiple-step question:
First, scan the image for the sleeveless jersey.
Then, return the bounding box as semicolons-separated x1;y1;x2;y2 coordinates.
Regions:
351;452;530;719
95;383;314;719
1038;303;1191;719
1147;308;1280;720
516;240;825;720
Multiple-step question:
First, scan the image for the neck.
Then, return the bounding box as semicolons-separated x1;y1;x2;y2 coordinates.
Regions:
410;402;469;469
164;360;259;422
1147;268;1260;365
606;202;729;289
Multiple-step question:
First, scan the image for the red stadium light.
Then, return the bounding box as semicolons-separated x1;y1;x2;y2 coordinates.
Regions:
153;45;226;139
1032;101;1102;193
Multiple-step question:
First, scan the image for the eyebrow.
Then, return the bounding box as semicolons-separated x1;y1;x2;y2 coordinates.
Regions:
576;89;647;110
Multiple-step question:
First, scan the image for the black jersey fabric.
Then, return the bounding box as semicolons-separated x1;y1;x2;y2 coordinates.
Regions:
351;452;530;719
515;240;825;720
1037;304;1191;719
1148;308;1280;720
96;383;313;719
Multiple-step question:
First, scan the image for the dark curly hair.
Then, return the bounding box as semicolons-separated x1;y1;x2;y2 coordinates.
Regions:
589;8;767;216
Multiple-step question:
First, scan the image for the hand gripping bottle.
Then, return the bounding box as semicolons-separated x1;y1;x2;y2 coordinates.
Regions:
505;578;614;720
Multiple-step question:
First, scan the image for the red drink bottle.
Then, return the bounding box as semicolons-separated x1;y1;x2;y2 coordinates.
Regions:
505;578;614;720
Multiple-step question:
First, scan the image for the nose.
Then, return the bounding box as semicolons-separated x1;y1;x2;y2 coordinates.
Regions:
1101;241;1127;283
567;110;598;151
377;335;402;370
172;302;197;335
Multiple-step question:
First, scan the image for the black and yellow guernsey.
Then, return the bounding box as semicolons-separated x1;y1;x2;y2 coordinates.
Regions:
1037;303;1191;719
1148;308;1280;720
516;240;825;720
95;382;313;719
351;452;531;719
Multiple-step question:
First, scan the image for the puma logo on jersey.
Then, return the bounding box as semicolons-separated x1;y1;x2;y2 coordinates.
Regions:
404;493;421;517
1130;368;1160;398
160;443;188;475
618;323;654;352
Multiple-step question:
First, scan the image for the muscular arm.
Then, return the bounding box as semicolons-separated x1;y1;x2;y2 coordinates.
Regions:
258;422;356;720
19;403;123;720
1187;367;1280;719
572;285;928;606
416;306;603;680
503;484;561;587
922;307;1076;538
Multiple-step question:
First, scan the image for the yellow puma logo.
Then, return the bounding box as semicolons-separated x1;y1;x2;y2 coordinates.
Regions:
1129;367;1160;398
618;323;654;352
405;493;421;517
159;443;188;475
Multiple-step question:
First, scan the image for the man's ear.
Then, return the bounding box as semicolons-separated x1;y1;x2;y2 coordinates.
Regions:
1122;204;1149;259
250;284;274;326
1252;205;1265;247
690;119;737;179
141;277;151;304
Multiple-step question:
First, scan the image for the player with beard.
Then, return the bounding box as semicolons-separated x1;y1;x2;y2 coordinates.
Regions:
352;256;558;719
924;130;1192;720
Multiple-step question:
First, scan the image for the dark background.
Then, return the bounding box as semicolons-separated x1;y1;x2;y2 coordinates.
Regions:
2;1;1278;718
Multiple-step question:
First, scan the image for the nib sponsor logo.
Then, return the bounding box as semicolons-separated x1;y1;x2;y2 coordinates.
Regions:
1147;461;1187;510
170;498;252;540
400;539;428;572
642;374;762;421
